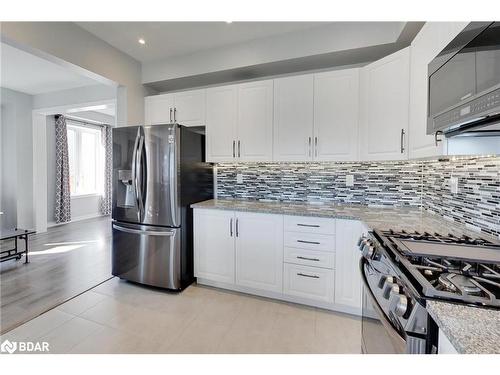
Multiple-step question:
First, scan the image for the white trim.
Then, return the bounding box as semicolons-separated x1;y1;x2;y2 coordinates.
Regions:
70;193;101;200
196;277;361;316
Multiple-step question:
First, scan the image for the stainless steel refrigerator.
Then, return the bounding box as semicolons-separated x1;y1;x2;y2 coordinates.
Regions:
111;124;213;290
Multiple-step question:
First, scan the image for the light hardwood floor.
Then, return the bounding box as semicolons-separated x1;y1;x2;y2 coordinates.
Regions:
0;216;112;334
1;278;362;354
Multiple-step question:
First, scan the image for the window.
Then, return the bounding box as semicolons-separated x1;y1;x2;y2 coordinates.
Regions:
67;122;103;196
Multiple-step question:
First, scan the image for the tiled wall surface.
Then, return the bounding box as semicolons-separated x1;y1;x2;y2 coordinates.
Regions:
216;161;423;206
423;157;500;238
215;156;500;238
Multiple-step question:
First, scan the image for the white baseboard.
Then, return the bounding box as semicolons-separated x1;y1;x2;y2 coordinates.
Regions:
47;213;107;228
196;277;361;317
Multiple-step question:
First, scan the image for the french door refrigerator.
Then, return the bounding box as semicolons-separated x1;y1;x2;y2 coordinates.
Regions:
111;124;213;290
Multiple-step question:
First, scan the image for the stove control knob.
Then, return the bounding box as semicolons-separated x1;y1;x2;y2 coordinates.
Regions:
394;295;408;317
382;277;396;299
362;243;375;259
357;237;370;251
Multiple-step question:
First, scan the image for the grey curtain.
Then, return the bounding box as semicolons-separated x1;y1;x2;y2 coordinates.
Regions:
54;115;71;223
100;125;112;216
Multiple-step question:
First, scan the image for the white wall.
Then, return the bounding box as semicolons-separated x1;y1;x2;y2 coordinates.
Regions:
0;87;34;228
1;22;146;126
33;84;116;110
142;22;406;84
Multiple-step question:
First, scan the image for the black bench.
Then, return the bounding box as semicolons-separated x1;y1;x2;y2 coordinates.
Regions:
0;228;36;263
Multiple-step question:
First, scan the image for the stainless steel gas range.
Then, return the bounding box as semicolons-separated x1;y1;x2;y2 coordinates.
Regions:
359;229;500;354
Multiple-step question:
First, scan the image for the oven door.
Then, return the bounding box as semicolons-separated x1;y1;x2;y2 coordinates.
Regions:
360;259;407;354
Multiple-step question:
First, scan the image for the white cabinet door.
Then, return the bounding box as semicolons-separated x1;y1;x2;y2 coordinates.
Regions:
205;85;238;162
273;74;314;161
409;22;468;159
194;209;235;284
359;47;410;161
237;80;274;161
334;219;364;313
235;212;283;293
313;69;360;161
144;94;173;125
173;89;206;127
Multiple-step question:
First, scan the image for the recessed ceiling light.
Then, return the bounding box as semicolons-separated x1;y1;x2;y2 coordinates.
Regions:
138;38;146;45
225;21;232;24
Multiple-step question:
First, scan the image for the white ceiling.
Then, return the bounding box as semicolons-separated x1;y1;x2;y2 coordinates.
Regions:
1;42;99;95
76;22;330;63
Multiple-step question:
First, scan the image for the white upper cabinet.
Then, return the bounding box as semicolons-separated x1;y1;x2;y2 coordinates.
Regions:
206;84;238;162
273;74;314;161
359;47;411;161
314;69;360;161
172;89;206;127
237;80;274;161
409;22;468;159
144;89;206;126
145;93;173;125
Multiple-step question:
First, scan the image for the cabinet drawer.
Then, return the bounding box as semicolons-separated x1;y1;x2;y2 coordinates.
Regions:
284;232;335;252
284;215;335;235
284;247;334;269
283;264;334;303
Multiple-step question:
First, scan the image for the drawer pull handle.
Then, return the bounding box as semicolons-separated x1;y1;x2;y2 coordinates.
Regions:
297;224;320;228
297;272;320;279
297;240;320;245
297;256;320;261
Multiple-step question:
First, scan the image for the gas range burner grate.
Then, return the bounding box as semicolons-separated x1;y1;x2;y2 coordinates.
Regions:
375;229;500;307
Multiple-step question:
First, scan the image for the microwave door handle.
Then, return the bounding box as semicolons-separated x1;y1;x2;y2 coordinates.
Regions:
131;128;141;221
360;258;407;348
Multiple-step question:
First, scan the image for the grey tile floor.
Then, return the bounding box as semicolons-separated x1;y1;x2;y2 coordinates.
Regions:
1;277;362;354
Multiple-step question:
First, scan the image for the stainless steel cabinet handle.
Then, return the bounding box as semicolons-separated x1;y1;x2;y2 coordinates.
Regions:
230;218;233;237
400;129;405;154
235;218;239;237
232;140;236;158
308;137;312;157
238;140;241;158
174;107;177;123
297;256;320;262
297;240;320;245
297;272;320;279
314;136;318;157
435;130;443;147
297;223;320;228
169;108;173;123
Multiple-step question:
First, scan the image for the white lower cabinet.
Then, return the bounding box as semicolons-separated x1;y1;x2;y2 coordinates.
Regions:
334;219;366;311
194;209;235;284
284;263;334;303
235;212;283;293
194;209;365;315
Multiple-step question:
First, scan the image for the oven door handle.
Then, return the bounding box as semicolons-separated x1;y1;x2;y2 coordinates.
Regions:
360;258;407;348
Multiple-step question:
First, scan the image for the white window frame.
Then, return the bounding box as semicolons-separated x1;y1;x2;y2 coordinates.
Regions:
67;121;103;197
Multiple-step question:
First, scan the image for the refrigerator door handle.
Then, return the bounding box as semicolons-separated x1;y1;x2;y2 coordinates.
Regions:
112;223;176;236
136;134;145;221
169;127;179;227
131;128;141;221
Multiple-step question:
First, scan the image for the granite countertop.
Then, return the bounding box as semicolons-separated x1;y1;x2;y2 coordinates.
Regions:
427;301;500;354
191;198;500;353
192;199;499;242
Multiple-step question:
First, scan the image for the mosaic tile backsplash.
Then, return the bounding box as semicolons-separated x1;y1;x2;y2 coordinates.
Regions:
215;156;500;238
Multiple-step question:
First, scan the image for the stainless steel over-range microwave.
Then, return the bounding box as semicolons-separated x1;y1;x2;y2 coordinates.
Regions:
427;22;500;137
